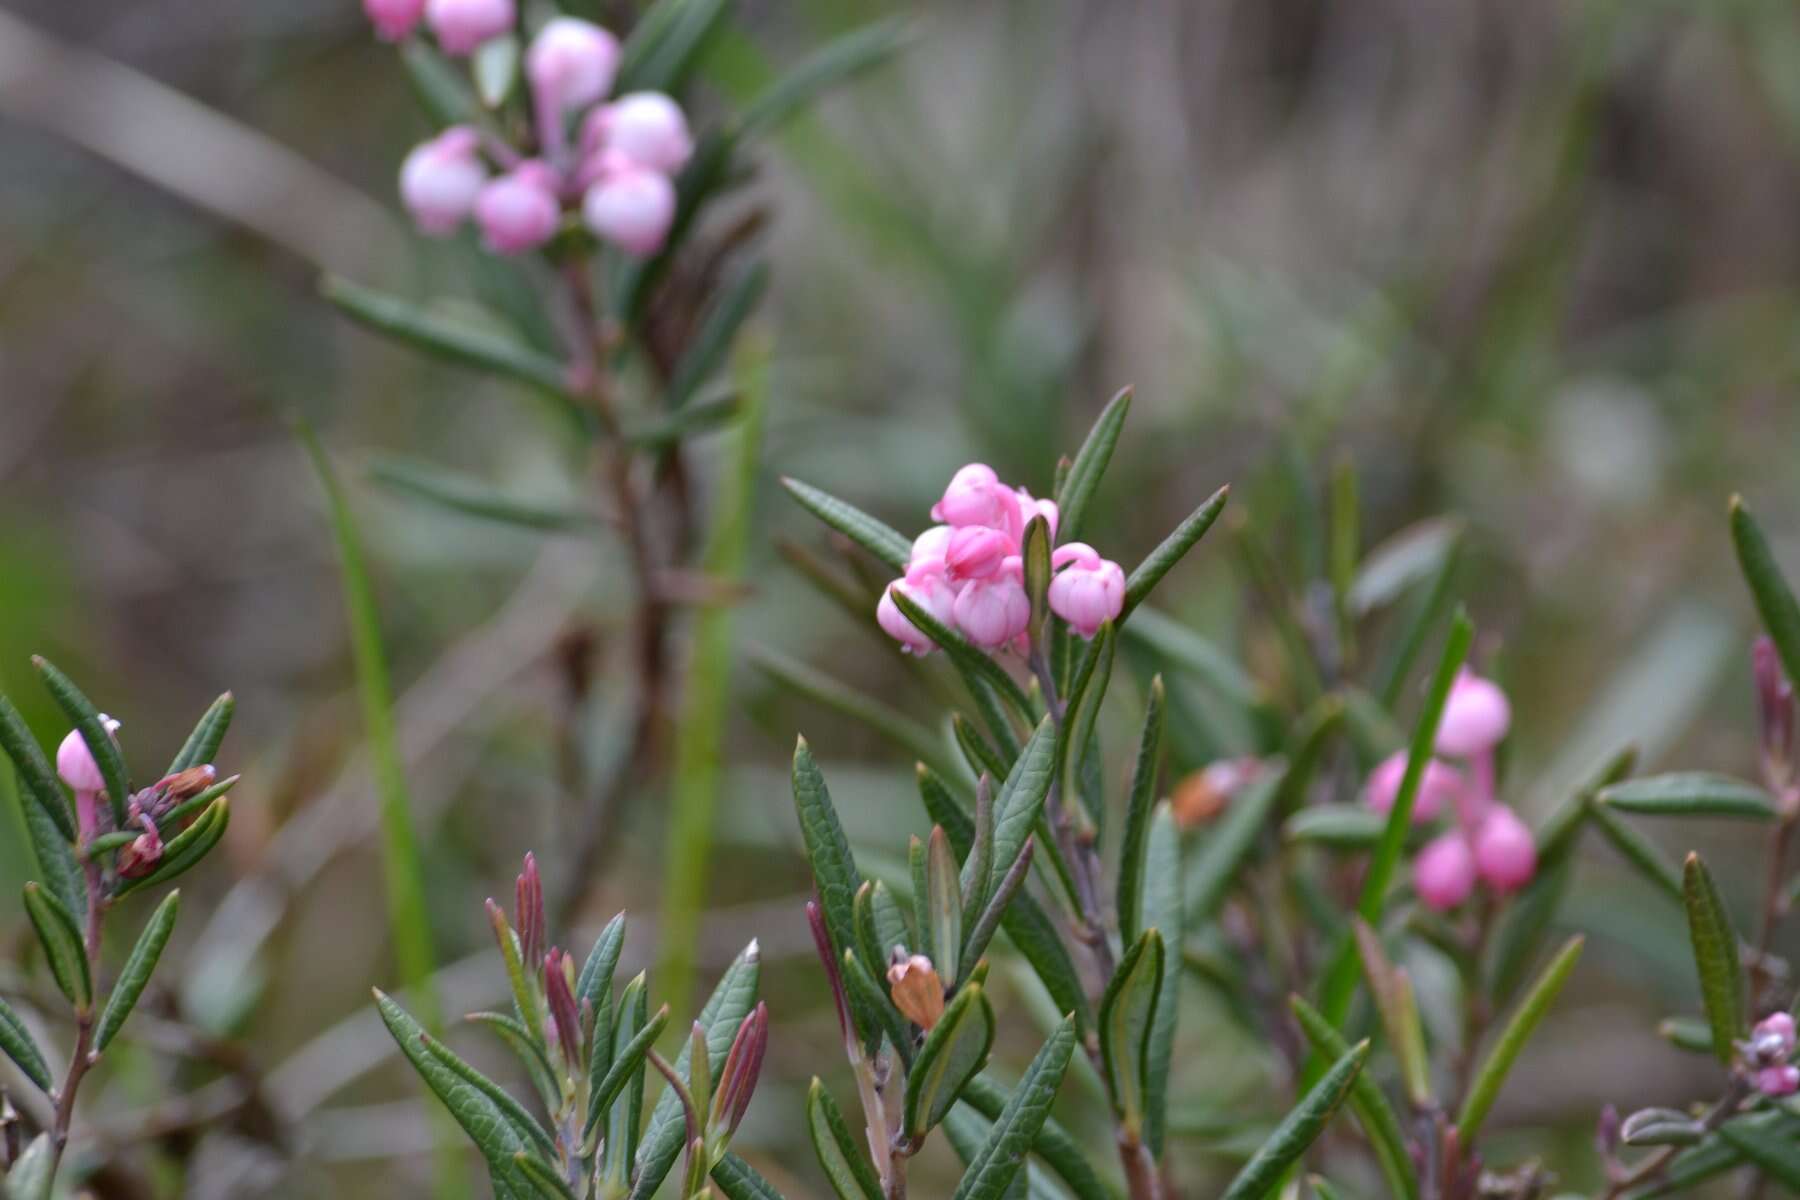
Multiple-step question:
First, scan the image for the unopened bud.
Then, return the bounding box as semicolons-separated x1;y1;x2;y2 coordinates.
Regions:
158;765;217;801
545;947;582;1067
1750;1011;1796;1066
710;1002;768;1138
400;127;488;235
116;801;164;879
1172;757;1262;830
364;0;425;40
473;162;561;254
886;954;946;1031
583;92;693;175
56;717;120;794
1756;1064;1800;1097
1755;637;1795;787
1413;831;1477;912
425;0;514;56
581;163;676;258
515;852;545;972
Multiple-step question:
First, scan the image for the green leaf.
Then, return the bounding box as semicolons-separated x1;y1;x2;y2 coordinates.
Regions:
926;826;963;984
958;837;1034;986
1219;1040;1368;1200
1116;677;1166;946
666;264;769;410
1054;387;1131;544
958;1076;1109;1200
949;1014;1078;1200
905;983;996;1137
1730;495;1800;691
1282;807;1392;850
886;587;1036;720
33;657;129;826
953;715;1012;786
1289;995;1418;1200
585;1001;672;1137
576;911;627;1014
13;761;83;922
1717;1119;1800;1189
1620;1108;1708;1148
842;948;912;1066
793;737;864;964
418;1033;558;1161
616;0;731;94
624;390;744;448
1120;484;1231;622
1585;799;1683;903
807;1078;883;1200
113;796;230;895
0;995;52;1092
472;33;519;107
95;890;179;1052
1140;806;1183;1156
780;476;911;572
991;717;1058;886
602;974;650;1189
468;1010;560;1113
1658;1015;1714;1054
370;457;598;533
959;774;998;917
399;39;478;125
1350;920;1430;1108
1058;623;1116;827
1371;527;1464;708
514;1150;578;1200
1456;935;1583;1142
1099;930;1164;1134
1349;516;1464;616
1183;771;1279;924
1597;773;1777;820
753;646;962;784
736;15;914;138
1021;516;1053;652
629;940;762;1200
6;1132;55;1200
23;881;90;1009
1683;853;1746;1063
167;692;234;775
712;1151;791;1200
0;694;76;841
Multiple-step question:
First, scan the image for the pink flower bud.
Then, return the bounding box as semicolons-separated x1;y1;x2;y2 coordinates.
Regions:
953;568;1030;650
515;852;545;972
526;18;620;114
910;525;953;566
425;0;514;55
581;165;676;258
365;0;426;40
710;1002;768;1137
1752;1011;1796;1064
931;464;1022;534
56;717;119;794
877;560;957;655
1755;636;1795;783
1472;805;1537;892
1414;831;1477;911
399;127;488;235
544;947;583;1067
1435;669;1512;757
1757;1064;1800;1097
945;525;1012;581
583;92;693;175
1047;543;1125;638
1016;488;1059;540
473;162;561;254
1362;751;1463;823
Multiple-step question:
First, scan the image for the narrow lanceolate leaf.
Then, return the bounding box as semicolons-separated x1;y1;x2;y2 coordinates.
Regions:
1457;935;1584;1142
0;694;76;840
950;1014;1078;1200
1120;484;1231;622
927;827;963;984
991;717;1057;881
807;1079;883;1200
781;477;911;572
737;14;914;137
1352;919;1430;1107
514;1151;578;1200
1184;771;1279;924
959;775;997;917
576;912;627;1013
24;881;90;1009
1117;677;1166;945
1059;624;1116;825
371;457;597;533
753;646;962;784
33;657;130;825
95;890;179;1052
905;984;996;1137
418;1033;557;1161
1219;1041;1369;1200
842;949;912;1066
1597;773;1777;820
1099;930;1164;1134
1730;495;1800;689
585;1002;671;1136
629;940;762;1200
1682;854;1746;1063
1586;799;1683;903
602;975;650;1189
167;692;235;775
712;1151;792;1200
1282;807;1392;849
667;264;768;410
1140;807;1183;1156
1658;1016;1714;1054
958;1076;1109;1200
399;39;477;124
6;1133;55;1200
113;797;230;895
1055;387;1131;543
887;587;1036;719
792;738;863;963
615;0;730;93
0;995;52;1092
1717;1119;1800;1189
1289;995;1418;1200
15;763;83;921
1620;1108;1708;1148
959;838;1034;985
1022;516;1052;649
320;276;577;404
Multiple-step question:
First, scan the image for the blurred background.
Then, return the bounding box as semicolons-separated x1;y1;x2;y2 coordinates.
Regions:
4;0;1800;1195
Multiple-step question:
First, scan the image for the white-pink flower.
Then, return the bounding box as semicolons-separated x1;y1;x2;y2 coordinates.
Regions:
953;562;1030;650
1436;669;1511;757
56;717;119;794
878;561;957;655
1362;751;1462;823
473;162;562;254
945;525;1012;582
399;126;488;235
425;0;515;55
1047;542;1124;638
1472;805;1537;892
582;164;677;257
365;0;425;40
584;92;694;176
931;464;1021;536
1413;831;1476;911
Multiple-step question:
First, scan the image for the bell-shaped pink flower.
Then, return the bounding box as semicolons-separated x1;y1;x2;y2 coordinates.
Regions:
910;525;953;566
582;163;676;258
527;18;619;113
1016;488;1059;540
583;92;693;175
1414;831;1476;911
1752;1011;1797;1064
1435;669;1511;757
1472;805;1537;892
365;0;426;40
1757;1065;1800;1097
931;464;1021;535
425;0;514;54
399;126;488;235
474;162;561;254
953;563;1030;650
878;561;957;656
945;525;1012;582
1362;750;1462;823
1047;542;1125;638
56;717;119;794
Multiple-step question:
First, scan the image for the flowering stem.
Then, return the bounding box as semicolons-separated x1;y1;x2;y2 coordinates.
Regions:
1750;814;1795;1014
50;854;107;1171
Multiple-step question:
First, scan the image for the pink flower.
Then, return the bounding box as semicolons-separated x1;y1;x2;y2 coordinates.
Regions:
910;525;953;566
584;92;693;175
1413;831;1476;911
582;164;677;257
365;0;425;40
953;562;1030;649
425;0;514;54
527;18;619;112
878;561;957;655
56;717;119;794
945;525;1012;582
1047;542;1125;638
1016;488;1059;539
474;162;562;254
1752;1012;1796;1064
1757;1065;1800;1097
931;464;1021;535
1472;805;1537;892
399;127;488;235
1435;669;1511;757
1362;751;1463;823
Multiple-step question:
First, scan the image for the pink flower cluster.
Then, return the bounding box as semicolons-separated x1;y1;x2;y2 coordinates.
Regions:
1749;1011;1799;1096
876;464;1126;655
371;5;692;259
1363;669;1538;911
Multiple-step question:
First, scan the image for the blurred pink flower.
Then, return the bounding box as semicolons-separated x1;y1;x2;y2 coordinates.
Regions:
426;0;515;55
1362;750;1462;823
1435;668;1511;757
399;127;488;235
364;0;425;41
584;92;694;175
582;165;676;257
1414;831;1477;911
473;162;561;254
1472;805;1537;892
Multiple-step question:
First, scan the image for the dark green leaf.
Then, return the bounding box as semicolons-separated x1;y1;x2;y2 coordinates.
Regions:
1099;930;1164;1133
24;880;90;1009
1349;517;1464;616
926;827;963;983
755;648;962;785
0;694;75;841
1282;807;1392;850
1717;1119;1800;1189
371;457;598;532
842;948;912;1066
416;1032;557;1161
1586;799;1683;903
792;738;864;965
712;1151;792;1200
1620;1108;1707;1148
113;797;230;895
95;890;179;1052
585;1000;671;1137
991;717;1057;883
666;264;769;410
601;974;649;1189
399;40;478;125
1120;484;1231;622
1730;495;1800;691
1456;935;1583;1142
1657;1016;1714;1054
905;983;995;1137
615;0;731;94
1289;995;1418;1200
33;657;129;825
1683;854;1746;1063
167;692;234;775
780;477;911;572
807;1078;883;1200
885;587;1036;719
958;1075;1109;1200
959;774;998;917
14;762;83;922
1058;624;1116;827
959;837;1034;985
514;1150;578;1200
0;995;52;1092
1597;773;1777;820
1055;387;1131;544
467;1011;560;1112
6;1132;54;1200
949;1014;1078;1200
1219;1041;1368;1200
577;912;627;1013
737;16;914;138
1141;806;1183;1156
1117;677;1166;946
